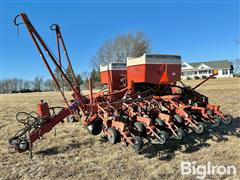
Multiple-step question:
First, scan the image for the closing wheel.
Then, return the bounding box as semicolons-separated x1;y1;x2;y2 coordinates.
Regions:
193;122;204;134
157;131;168;144
133;122;145;136
173;114;183;124
212;116;221;127
87;120;102;135
222;114;233;124
132;136;144;151
107;127;119;144
174;128;185;140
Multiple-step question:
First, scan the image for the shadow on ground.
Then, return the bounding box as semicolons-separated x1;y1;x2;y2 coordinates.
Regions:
35;139;94;156
140;116;240;159
35;117;240;158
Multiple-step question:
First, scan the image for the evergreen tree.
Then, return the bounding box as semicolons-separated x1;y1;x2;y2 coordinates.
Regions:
65;65;75;90
76;74;83;88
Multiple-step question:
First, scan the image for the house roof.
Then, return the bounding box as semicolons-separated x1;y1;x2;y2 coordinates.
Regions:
188;60;231;69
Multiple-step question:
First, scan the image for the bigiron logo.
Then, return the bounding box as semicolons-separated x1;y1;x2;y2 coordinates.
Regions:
181;161;237;179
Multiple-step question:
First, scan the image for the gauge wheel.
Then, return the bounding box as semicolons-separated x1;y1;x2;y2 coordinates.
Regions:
157;130;168;144
132;136;144;151
107;127;119;144
87;120;102;135
222;114;233;124
174;128;185;140
212;117;221;127
133;122;145;136
193;122;204;134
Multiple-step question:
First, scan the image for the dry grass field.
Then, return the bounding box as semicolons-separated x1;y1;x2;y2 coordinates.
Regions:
0;78;239;180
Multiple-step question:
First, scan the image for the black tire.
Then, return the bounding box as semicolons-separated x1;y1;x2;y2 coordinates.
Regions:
222;114;232;124
157;131;168;144
19;139;29;151
107;127;119;144
174;128;185;140
155;118;165;127
212;117;221;127
193;122;204;134
191;113;202;121
133;122;145;136
87;120;102;135
173;114;183;124
132;136;144;151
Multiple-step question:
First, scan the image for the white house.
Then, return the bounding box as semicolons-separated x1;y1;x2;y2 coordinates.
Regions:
181;60;234;79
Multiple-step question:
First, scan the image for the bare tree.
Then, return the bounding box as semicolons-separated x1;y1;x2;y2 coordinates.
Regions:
231;58;240;75
92;32;150;66
32;76;43;91
11;78;18;92
23;80;31;89
131;32;150;57
17;79;24;90
0;81;3;93
44;79;55;91
2;79;12;93
0;78;25;93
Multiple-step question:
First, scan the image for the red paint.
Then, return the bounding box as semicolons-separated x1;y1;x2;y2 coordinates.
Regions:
37;102;50;118
100;70;127;92
127;64;181;88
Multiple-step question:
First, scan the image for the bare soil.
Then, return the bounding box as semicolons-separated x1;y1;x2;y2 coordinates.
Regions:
0;78;239;180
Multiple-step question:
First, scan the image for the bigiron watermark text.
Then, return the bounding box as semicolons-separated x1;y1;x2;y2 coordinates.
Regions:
181;161;237;179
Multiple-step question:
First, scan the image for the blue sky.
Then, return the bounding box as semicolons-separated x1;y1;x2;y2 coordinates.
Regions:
1;0;239;80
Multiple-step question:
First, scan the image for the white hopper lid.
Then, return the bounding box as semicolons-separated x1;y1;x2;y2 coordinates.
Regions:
127;53;181;66
100;62;127;72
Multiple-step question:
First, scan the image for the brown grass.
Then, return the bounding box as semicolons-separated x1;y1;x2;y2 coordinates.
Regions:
0;78;239;180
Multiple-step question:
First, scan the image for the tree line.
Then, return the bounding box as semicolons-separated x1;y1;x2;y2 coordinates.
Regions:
1;31;151;94
0;68;101;94
2;31;239;94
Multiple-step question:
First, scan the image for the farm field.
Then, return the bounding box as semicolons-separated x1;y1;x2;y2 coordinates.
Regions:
0;78;239;180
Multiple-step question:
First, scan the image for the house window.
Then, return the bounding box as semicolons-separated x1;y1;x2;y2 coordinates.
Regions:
209;70;212;74
222;69;228;75
182;64;187;68
199;70;208;75
195;71;197;75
